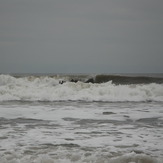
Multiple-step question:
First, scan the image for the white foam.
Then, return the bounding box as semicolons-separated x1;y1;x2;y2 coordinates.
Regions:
0;99;163;162
0;152;162;163
0;102;163;158
0;75;163;102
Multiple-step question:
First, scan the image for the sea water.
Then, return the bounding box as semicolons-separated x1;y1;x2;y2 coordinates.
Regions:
0;74;163;163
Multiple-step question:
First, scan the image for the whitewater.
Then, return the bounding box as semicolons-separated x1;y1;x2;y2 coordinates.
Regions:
0;74;163;102
0;74;163;163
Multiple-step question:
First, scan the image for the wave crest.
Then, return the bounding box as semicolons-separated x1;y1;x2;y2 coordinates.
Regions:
0;75;163;102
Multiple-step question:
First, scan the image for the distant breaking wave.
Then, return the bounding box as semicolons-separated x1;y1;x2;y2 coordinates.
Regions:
0;74;163;102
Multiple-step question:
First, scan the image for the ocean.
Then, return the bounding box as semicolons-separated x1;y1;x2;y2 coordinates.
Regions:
0;74;163;163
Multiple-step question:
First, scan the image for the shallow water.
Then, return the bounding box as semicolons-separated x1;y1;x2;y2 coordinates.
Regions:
0;101;163;163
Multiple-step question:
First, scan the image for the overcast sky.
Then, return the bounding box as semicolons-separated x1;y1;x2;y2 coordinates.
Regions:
1;0;163;74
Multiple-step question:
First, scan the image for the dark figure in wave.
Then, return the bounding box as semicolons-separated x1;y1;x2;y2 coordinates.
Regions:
59;78;94;84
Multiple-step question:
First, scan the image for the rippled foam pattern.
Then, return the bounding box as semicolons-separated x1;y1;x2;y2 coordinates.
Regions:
0;152;163;163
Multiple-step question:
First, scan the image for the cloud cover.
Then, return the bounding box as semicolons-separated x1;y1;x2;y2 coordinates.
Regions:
0;0;163;73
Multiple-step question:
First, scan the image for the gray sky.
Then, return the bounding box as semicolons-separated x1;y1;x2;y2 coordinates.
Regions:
1;0;163;74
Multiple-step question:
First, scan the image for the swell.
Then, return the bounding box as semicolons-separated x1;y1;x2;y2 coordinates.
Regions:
93;75;163;84
3;73;163;84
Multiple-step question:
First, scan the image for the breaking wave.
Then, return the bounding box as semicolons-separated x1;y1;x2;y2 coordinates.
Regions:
0;74;163;102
